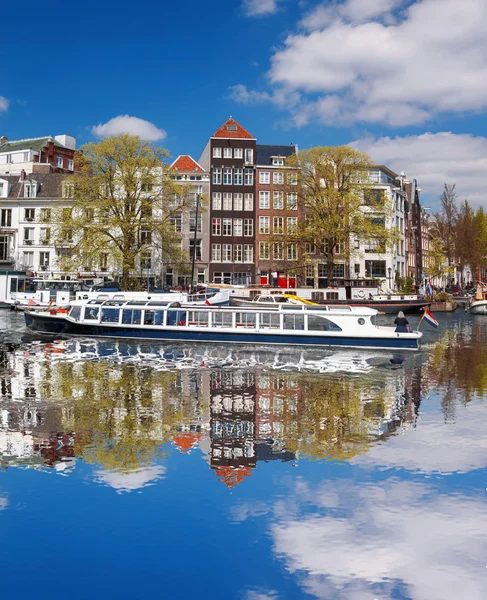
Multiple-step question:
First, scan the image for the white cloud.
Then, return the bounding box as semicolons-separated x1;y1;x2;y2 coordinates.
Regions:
91;115;167;141
272;479;487;600
234;0;487;126
227;84;271;104
94;465;166;493
351;131;487;207
0;97;9;112
243;0;279;16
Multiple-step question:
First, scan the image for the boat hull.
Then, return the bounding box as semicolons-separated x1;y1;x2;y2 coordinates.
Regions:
24;312;420;350
469;301;487;315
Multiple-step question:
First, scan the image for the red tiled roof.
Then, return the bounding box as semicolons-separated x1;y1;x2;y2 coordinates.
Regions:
214;466;252;489
170;155;204;172
211;117;254;139
173;432;202;454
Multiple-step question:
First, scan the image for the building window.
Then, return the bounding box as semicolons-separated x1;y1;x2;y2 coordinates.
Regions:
306;243;316;255
23;228;34;244
40;251;50;267
234;168;243;185
273;172;284;185
40;208;51;222
1;209;12;227
245;149;254;165
272;158;284;166
244;219;253;236
259;191;270;209
189;211;202;232
62;182;74;198
244;193;253;211
213;147;222;158
223;193;232;211
68;159;74;171
244;244;253;262
222;244;232;262
287;217;297;232
233;244;243;262
234;193;243;210
100;254;109;271
212;218;221;236
141;252;151;270
273;243;284;260
0;236;9;261
287;244;297;261
234;148;243;159
354;263;360;275
223;148;232;159
169;213;182;232
141;230;152;244
212;244;221;262
56;156;64;168
244;169;253;185
273;216;284;234
332;264;345;278
273;191;284;210
6;155;12;164
233;218;243;236
287;193;297;209
23;251;34;268
189;239;202;260
259;172;270;184
287;173;297;185
40;228;50;244
24;208;35;222
223;168;232;185
365;260;386;278
259;242;270;260
259;216;270;235
212;193;222;211
222;219;232;236
212;168;222;185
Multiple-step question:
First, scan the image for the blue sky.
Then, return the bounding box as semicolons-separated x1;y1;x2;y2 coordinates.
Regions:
1;0;487;209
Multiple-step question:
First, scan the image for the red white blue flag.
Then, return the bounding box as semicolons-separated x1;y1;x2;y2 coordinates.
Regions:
423;308;439;328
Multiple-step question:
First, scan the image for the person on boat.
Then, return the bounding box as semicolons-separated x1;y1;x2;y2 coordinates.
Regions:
394;311;410;332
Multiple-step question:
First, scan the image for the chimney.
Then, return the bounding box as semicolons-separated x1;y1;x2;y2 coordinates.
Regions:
20;169;26;181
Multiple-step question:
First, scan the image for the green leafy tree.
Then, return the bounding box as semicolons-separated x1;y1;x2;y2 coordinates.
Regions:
286;146;398;281
54;134;193;289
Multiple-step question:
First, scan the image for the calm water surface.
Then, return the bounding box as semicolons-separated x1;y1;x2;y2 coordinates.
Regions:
0;310;486;600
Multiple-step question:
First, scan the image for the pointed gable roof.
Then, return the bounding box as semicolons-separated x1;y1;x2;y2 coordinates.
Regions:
211;117;255;140
170;155;204;172
214;466;252;489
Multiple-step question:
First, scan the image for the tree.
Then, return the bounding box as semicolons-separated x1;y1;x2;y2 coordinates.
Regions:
286;146;398;282
432;183;458;267
55;134;193;289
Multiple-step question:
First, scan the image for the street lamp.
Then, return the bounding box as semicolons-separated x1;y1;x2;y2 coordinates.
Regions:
189;193;201;294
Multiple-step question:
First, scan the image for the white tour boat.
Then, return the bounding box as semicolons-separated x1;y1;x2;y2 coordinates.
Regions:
24;298;422;350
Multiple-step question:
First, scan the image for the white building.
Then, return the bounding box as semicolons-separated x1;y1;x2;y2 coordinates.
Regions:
0;134;76;175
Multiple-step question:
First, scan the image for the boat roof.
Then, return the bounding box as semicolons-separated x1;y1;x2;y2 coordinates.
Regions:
69;299;379;316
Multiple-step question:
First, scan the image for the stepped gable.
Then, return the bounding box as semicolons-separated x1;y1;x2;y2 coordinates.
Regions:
211;117;254;139
171;155;204;172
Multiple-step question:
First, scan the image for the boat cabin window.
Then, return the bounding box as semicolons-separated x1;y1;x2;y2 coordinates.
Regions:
235;312;256;328
69;306;81;321
307;314;342;331
259;313;280;329
283;314;305;330
101;307;120;323
144;310;154;325
122;309;142;325
311;292;324;302
166;309;187;326
326;292;339;300
187;311;209;327
212;311;233;328
84;306;100;320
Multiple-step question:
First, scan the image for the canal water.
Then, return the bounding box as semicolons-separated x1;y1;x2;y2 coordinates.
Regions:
0;310;485;600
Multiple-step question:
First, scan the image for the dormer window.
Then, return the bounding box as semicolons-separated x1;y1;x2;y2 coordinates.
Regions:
226;124;238;132
62;182;75;198
272;158;284;166
24;182;37;198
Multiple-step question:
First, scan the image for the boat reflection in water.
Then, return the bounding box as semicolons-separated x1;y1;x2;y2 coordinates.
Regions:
0;336;424;485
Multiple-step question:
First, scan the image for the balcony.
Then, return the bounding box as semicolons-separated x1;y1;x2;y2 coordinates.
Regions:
23;239;34;246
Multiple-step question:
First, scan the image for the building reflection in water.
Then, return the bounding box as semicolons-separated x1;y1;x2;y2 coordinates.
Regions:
0;325;482;487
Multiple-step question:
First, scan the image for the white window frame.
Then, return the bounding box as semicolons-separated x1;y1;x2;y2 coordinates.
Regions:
273;216;284;234
234;168;243;185
259;216;270;235
212;168;222;185
212;218;221;236
259;191;270;210
273;191;284;210
287;193;298;210
244;218;253;237
244;169;253;185
222;244;232;262
222;218;232;236
233;244;243;263
213;147;222;158
223;168;232;185
212;192;222;210
233;218;243;237
244;244;253;263
56;156;63;168
223;193;232;211
244;193;253;211
223;148;232;159
245;149;254;166
259;242;270;260
259;171;270;184
273;172;284;185
234;193;243;210
212;244;221;262
234;148;243;159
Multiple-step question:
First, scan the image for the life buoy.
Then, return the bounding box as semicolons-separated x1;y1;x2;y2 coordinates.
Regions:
357;290;365;298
